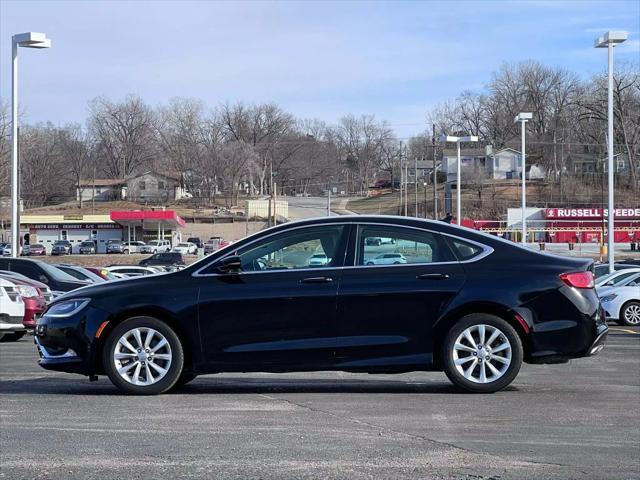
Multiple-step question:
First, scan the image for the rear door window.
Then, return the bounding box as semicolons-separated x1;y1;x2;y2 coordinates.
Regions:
357;225;454;266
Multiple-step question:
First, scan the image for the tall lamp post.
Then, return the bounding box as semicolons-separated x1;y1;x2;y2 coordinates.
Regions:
11;32;51;257
514;112;532;245
595;30;628;273
440;135;478;225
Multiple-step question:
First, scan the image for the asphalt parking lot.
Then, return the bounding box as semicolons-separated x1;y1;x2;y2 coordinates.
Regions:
1;326;639;480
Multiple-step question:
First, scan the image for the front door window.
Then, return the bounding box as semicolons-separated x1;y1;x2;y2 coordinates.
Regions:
237;225;346;272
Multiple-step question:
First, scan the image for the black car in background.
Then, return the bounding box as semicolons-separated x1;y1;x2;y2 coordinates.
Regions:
34;216;607;395
0;258;89;294
187;237;203;249
139;252;185;268
51;240;73;256
79;241;97;254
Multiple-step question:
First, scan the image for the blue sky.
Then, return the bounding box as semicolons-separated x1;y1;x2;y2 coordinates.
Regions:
1;0;638;139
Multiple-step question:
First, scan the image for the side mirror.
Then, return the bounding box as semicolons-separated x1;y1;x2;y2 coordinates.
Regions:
216;255;242;274
605;281;614;286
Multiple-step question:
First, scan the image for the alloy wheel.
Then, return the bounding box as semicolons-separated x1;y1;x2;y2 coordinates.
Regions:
452;324;512;384
624;304;640;325
113;328;172;386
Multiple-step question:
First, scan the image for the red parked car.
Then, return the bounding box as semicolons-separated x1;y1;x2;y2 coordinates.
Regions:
27;244;47;256
0;271;50;331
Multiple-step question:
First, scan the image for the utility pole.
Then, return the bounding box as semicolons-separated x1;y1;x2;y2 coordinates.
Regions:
398;141;403;215
404;148;409;216
432;123;438;219
414;156;418;217
326;183;331;216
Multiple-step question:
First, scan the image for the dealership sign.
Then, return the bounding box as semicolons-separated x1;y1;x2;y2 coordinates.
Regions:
545;208;640;219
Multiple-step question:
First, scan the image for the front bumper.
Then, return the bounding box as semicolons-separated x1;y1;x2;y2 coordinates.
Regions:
34;304;111;375
1;317;27;332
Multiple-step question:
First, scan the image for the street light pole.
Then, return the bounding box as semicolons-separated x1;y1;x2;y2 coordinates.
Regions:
10;32;51;257
515;113;532;245
595;30;628;273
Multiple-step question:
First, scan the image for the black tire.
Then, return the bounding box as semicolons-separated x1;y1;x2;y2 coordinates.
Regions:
0;331;26;342
366;261;374;266
619;301;640;327
103;316;184;395
441;313;523;393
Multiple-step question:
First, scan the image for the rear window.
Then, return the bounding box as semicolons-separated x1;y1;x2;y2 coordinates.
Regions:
448;238;485;261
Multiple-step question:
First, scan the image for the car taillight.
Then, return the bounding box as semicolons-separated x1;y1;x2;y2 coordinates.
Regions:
560;271;594;289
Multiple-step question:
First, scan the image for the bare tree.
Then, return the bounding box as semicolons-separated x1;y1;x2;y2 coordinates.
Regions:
89;95;157;178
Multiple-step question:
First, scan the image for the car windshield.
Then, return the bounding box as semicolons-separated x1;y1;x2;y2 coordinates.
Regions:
54;241;70;245
178;243;190;247
81;242;94;246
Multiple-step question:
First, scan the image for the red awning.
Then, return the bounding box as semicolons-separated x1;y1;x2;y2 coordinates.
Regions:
110;210;186;230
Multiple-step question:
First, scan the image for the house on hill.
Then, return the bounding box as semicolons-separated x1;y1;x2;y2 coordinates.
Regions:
442;146;545;182
77;171;191;204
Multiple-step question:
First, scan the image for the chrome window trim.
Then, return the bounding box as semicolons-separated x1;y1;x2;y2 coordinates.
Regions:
191;220;493;277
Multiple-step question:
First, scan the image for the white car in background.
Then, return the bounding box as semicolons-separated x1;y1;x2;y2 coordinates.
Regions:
140;240;172;254
105;266;162;278
595;268;640;288
365;253;407;265
172;242;197;255
122;241;146;253
597;272;640;326
308;253;329;266
0;277;26;342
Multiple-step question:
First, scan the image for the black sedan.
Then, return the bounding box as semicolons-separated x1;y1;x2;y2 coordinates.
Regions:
0;258;90;294
34;216;607;395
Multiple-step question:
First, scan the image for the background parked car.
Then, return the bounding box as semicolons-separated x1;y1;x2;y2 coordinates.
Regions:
0;258;90;294
106;240;126;254
595;268;640;287
105;265;161;277
0;273;46;335
79;241;97;254
307;253;329;266
123;241;146;254
1;244;21;256
172;242;197;255
84;266;122;281
0;277;25;342
139;252;186;269
55;264;106;283
597;272;640;326
204;237;230;254
593;263;638;279
25;244;46;256
51;240;73;256
187;237;203;249
140;240;171;254
0;270;54;303
365;253;407;265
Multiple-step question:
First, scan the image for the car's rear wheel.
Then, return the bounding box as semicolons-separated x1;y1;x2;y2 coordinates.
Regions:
103;317;184;395
442;314;523;393
0;331;26;342
619;301;640;326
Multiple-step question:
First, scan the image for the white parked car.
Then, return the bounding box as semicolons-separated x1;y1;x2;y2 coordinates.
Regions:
595;268;640;288
172;242;197;255
1;244;21;256
308;253;329;267
122;241;146;253
597;272;640;326
365;237;396;246
0;277;26;342
140;240;171;254
105;266;161;278
365;253;407;265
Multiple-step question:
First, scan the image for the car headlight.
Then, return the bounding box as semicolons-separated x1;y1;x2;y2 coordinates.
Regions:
600;293;618;303
16;285;39;298
45;298;90;318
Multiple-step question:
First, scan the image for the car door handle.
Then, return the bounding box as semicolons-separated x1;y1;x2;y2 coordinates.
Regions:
416;273;450;280
300;276;334;284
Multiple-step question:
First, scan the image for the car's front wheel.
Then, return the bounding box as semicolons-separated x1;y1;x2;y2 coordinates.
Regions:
619;301;640;326
442;314;523;393
103;317;184;395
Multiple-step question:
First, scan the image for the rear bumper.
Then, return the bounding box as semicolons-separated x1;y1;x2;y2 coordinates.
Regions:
1;317;27;332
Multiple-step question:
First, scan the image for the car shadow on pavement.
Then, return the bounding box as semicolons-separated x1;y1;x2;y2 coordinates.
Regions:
0;375;519;395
